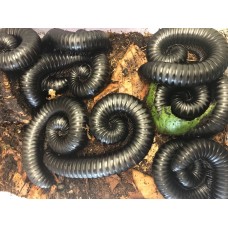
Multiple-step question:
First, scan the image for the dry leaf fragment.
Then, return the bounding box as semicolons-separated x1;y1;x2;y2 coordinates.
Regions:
12;172;29;196
27;186;47;199
47;89;57;100
132;169;163;199
93;44;148;107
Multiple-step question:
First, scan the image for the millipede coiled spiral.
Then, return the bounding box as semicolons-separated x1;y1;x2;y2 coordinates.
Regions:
0;28;41;71
150;75;228;136
138;28;228;86
68;53;110;98
188;75;228;136
152;138;228;199
22;97;87;188
155;84;211;120
40;54;110;99
21;54;88;108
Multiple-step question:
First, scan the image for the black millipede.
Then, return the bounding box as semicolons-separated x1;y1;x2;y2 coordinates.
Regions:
138;28;228;86
42;28;111;54
68;53;110;98
22;94;154;188
151;75;228;136
155;84;211;120
187;75;228;136
152;138;228;199
0;28;41;71
21;54;88;108
22;97;87;188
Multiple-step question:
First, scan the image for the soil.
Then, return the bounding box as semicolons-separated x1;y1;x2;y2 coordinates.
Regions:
0;30;227;199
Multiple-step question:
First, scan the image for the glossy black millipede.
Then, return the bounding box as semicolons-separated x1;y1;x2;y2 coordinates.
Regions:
138;28;228;86
68;53;110;98
42;93;154;182
152;138;228;199
42;28;111;54
0;28;41;71
21;54;88;108
187;75;228;136
22;97;87;188
155;84;211;120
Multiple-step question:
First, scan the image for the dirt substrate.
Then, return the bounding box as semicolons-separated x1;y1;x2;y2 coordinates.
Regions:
0;30;227;199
